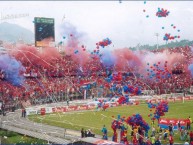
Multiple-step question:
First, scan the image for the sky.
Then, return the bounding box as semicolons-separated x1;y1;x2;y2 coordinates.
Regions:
0;1;193;49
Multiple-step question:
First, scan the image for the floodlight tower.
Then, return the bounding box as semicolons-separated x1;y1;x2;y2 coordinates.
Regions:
136;43;141;51
155;33;159;50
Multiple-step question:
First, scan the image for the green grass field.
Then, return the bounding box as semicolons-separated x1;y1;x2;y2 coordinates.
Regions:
29;100;193;143
0;129;46;144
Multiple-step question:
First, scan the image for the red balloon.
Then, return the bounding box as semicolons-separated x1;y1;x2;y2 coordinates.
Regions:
143;9;146;12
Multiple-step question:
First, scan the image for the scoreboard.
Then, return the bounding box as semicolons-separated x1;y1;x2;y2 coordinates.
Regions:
34;17;55;47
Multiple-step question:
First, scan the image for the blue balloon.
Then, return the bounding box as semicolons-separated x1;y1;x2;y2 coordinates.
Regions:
74;50;79;54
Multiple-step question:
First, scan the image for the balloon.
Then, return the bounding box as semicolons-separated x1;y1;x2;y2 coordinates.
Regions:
163;33;177;41
146;15;149;18
156;8;170;17
149;101;169;120
126;114;150;132
74;50;79;54
97;38;112;48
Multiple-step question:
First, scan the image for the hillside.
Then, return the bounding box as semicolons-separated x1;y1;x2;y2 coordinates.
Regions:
0;22;34;43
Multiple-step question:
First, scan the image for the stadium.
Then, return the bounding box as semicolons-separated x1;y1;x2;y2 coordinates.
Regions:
0;1;193;145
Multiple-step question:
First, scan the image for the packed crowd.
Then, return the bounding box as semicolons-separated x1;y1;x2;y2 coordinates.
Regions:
98;117;193;144
1;45;193;111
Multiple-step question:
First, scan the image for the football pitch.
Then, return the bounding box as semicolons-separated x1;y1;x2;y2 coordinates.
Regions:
29;100;193;143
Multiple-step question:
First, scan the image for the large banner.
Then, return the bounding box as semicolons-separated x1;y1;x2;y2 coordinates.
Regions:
158;118;187;130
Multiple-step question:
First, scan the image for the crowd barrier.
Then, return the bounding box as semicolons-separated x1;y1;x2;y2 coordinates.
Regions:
145;96;193;103
26;101;140;116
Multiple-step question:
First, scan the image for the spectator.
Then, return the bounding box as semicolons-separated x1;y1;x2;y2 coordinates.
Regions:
190;131;193;142
132;136;138;145
87;129;95;137
189;116;193;123
189;116;192;128
155;137;161;145
169;134;174;145
101;125;107;135
180;128;185;141
67;99;69;106
151;120;155;128
156;125;162;134
150;135;156;145
24;109;26;118
131;129;134;140
178;121;181;131
163;129;168;141
187;119;191;130
190;140;193;145
21;108;24;117
152;126;156;136
81;128;84;138
169;123;174;135
184;140;190;145
84;130;88;137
